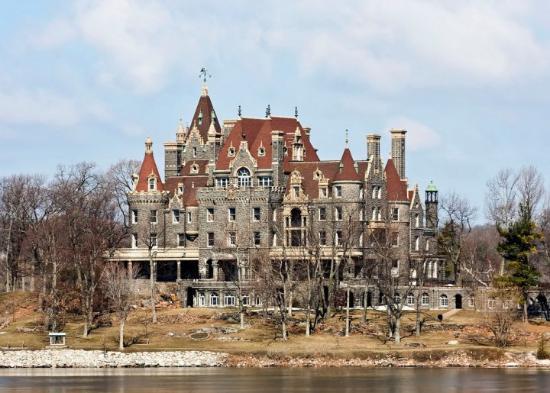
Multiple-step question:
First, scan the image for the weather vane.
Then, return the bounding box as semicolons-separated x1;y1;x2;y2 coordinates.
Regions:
345;129;349;147
238;105;242;117
199;67;211;83
265;104;271;118
294;106;299;118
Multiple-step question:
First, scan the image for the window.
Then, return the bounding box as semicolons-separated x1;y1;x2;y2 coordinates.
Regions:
228;147;235;157
272;209;277;222
150;233;157;248
148;177;156;191
421;293;430;306
414;236;420;251
228;207;236;222
272;232;277;247
320;187;328;198
192;146;197;157
318;207;326;221
173;209;180;223
468;297;475;308
415;213;420;228
258;176;272;187
406;294;415;306
199;294;205;306
319;231;327;246
359;188;364;199
253;207;261;221
131;209;138;224
394;294;401;304
207;208;214;222
372;207;382;221
190;164;199;174
237;167;251;188
187;211;192;223
378;187;382;199
224;295;236;306
178;233;185;247
242;296;249;306
372;186;378;199
293;186;300;198
440;294;449;308
391;232;399;247
258;147;265;157
177;184;184;194
334;185;342;197
150;210;157;224
335;230;342;246
228;231;237;247
211;293;219;306
216;177;229;188
391;207;399;221
335;206;343;221
488;299;495;309
132;233;138;248
425;240;430;251
207;232;215;247
253;232;261;246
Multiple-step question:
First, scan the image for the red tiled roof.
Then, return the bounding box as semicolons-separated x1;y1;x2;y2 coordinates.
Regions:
334;148;361;182
385;159;408;201
189;94;221;142
136;151;164;192
216;117;319;170
164;176;208;206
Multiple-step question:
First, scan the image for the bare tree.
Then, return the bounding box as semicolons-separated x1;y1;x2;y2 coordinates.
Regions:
486;168;519;228
106;159;140;228
517;166;545;221
438;192;477;285
103;262;138;350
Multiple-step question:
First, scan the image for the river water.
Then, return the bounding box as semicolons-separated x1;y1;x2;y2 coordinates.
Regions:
0;368;549;392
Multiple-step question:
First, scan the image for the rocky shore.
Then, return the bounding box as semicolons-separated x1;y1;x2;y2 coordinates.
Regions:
0;349;227;368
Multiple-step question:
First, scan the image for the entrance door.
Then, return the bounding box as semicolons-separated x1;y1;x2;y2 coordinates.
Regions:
455;294;462;309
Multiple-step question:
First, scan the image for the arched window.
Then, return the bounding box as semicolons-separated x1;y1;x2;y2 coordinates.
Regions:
237;167;251;188
421;293;430;306
439;294;448;308
406;293;415;306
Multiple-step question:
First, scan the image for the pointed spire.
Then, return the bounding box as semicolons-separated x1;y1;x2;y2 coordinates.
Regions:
136;137;164;192
176;118;186;143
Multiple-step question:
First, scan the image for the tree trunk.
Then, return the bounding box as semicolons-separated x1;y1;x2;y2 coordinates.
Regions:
363;289;368;323
523;293;529;323
119;319;125;350
281;316;287;340
415;304;422;337
240;310;245;329
345;287;350;337
150;259;157;323
394;316;401;344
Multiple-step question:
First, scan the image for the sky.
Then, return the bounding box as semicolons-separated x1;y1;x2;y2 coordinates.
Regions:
0;0;549;222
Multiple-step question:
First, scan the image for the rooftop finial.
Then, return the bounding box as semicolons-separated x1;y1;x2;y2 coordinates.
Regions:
199;67;211;96
265;104;271;118
145;137;153;154
238;105;242;118
294;106;299;118
345;129;349;147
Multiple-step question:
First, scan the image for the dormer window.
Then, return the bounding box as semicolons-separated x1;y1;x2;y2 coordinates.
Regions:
258;147;265;157
177;184;184;194
191;164;199;174
148;177;156;191
198;111;203;126
228;147;235;157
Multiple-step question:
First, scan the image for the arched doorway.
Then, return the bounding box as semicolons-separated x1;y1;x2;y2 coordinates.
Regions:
455;294;462;309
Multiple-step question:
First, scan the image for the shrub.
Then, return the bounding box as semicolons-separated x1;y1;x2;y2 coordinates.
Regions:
536;336;549;360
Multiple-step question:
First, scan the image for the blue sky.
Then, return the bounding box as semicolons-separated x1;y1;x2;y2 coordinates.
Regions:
0;1;549;221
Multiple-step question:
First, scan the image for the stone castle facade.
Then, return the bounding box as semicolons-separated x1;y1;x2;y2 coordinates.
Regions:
111;84;473;311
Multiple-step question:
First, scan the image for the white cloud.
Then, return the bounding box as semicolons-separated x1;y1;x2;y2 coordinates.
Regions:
386;117;441;152
0;88;110;127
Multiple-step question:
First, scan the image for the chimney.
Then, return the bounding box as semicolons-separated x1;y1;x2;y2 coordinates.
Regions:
367;134;381;169
390;129;407;179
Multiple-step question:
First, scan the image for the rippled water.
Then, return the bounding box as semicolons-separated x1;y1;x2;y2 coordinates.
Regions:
0;368;549;392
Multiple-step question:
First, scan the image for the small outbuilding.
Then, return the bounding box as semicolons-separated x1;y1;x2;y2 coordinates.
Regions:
48;332;66;347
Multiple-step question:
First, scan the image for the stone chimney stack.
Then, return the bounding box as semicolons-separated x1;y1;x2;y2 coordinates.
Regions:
367;134;381;169
390;129;407;179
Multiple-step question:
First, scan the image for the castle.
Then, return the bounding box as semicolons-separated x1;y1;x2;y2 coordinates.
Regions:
111;82;471;311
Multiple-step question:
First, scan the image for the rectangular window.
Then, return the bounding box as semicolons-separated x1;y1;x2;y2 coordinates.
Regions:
173;209;180;223
131;209;138;224
148;178;156;191
207;232;215;247
335;206;343;221
391;232;399;247
150;210;157;224
318;207;326;221
335;230;342;246
216;177;229;188
207;208;214;222
293;186;300;198
259;176;272;187
391;207;399;221
414;236;420;251
253;232;261;246
372;186;378;199
319;230;327;246
178;233;185;247
334;185;342;197
228;231;237;247
187;211;192;223
415;213;420;228
224;295;236;306
272;232;277;247
228;207;236;222
150;233;157;248
253;207;261;221
211;294;218;306
272;209;277;222
132;233;138;248
320;187;328;198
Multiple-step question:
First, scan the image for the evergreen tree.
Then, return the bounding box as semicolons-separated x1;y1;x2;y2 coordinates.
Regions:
496;204;541;322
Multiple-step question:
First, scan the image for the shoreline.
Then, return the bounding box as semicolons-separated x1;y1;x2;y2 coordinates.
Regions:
1;349;550;369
